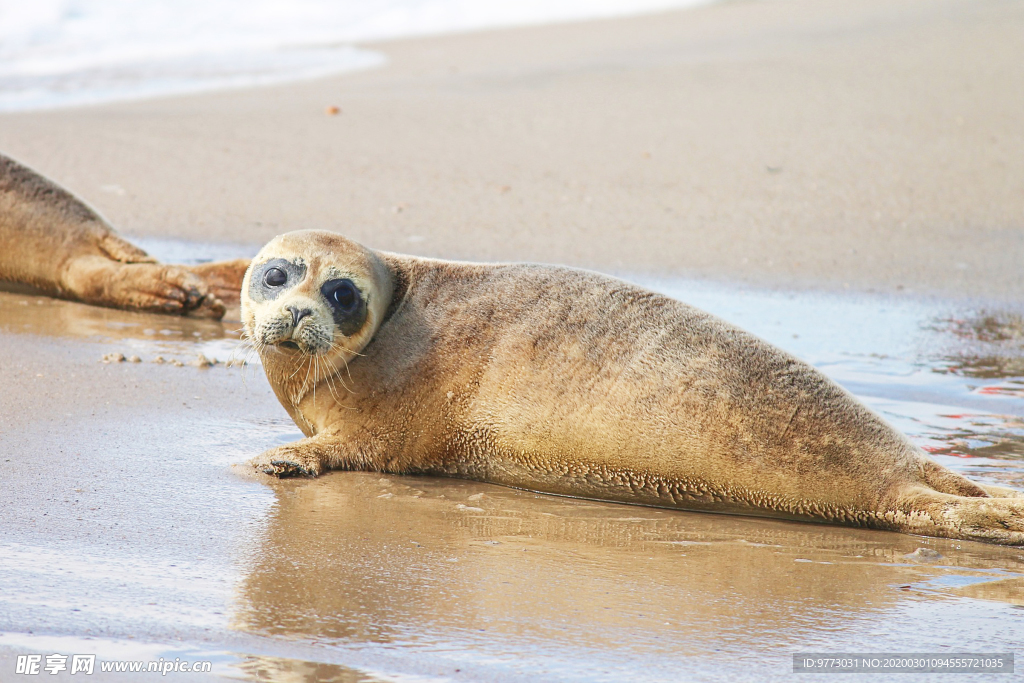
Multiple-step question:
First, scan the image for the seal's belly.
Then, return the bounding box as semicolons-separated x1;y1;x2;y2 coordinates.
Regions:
419;420;891;526
426;446;884;526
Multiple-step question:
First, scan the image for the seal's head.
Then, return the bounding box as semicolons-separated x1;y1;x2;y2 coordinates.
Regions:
241;231;394;363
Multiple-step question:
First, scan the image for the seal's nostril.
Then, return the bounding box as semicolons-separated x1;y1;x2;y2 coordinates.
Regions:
286;306;312;327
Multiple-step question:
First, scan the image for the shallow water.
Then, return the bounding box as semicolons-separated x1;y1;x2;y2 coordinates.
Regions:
0;268;1022;682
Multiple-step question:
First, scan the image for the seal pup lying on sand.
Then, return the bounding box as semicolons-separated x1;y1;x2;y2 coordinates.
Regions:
244;230;1024;546
0;153;248;317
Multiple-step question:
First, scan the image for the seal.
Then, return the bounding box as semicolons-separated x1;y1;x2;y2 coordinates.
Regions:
0;152;249;316
244;230;1024;546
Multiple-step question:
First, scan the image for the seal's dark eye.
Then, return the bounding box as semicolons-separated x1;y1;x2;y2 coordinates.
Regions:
321;278;360;314
264;267;287;287
333;285;355;308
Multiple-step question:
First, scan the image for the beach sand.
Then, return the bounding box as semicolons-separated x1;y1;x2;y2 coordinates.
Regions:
0;0;1021;299
1;0;1023;680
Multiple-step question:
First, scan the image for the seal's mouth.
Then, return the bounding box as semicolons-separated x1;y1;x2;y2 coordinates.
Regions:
279;340;301;351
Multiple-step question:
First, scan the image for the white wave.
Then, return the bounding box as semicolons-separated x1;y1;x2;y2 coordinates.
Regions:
0;0;718;111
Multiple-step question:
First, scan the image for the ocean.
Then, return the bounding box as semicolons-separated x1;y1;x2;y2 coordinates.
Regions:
0;0;716;111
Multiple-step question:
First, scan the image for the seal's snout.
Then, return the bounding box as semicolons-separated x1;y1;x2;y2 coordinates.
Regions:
287;306;312;327
248;296;332;355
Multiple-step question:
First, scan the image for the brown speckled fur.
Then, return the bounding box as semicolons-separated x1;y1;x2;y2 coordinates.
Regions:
244;231;1024;546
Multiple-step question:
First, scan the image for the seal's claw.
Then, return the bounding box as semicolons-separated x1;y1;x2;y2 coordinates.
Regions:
177;259;250;306
155;266;226;318
264;460;316;478
250;446;323;478
190;293;227;319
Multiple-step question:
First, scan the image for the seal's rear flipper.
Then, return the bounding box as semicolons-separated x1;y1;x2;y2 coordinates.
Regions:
896;486;1024;546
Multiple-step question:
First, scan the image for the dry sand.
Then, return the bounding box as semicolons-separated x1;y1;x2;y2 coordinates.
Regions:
0;0;1021;299
2;0;1024;680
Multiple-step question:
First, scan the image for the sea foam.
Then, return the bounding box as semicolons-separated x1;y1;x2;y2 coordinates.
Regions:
0;0;716;111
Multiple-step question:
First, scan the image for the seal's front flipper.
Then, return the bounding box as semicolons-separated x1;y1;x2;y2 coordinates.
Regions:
177;258;251;306
249;432;374;479
251;438;331;478
61;255;225;318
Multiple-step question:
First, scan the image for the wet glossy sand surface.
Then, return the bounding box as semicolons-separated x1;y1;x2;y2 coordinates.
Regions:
1;268;1023;682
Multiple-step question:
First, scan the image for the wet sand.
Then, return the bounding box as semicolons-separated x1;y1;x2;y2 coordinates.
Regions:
1;283;1023;682
2;0;1024;680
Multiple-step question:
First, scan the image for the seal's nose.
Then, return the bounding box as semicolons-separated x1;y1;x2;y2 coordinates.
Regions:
286;306;312;328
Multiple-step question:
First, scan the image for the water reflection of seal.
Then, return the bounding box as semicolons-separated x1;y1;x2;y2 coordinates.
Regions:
243;230;1024;546
0;153;248;316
